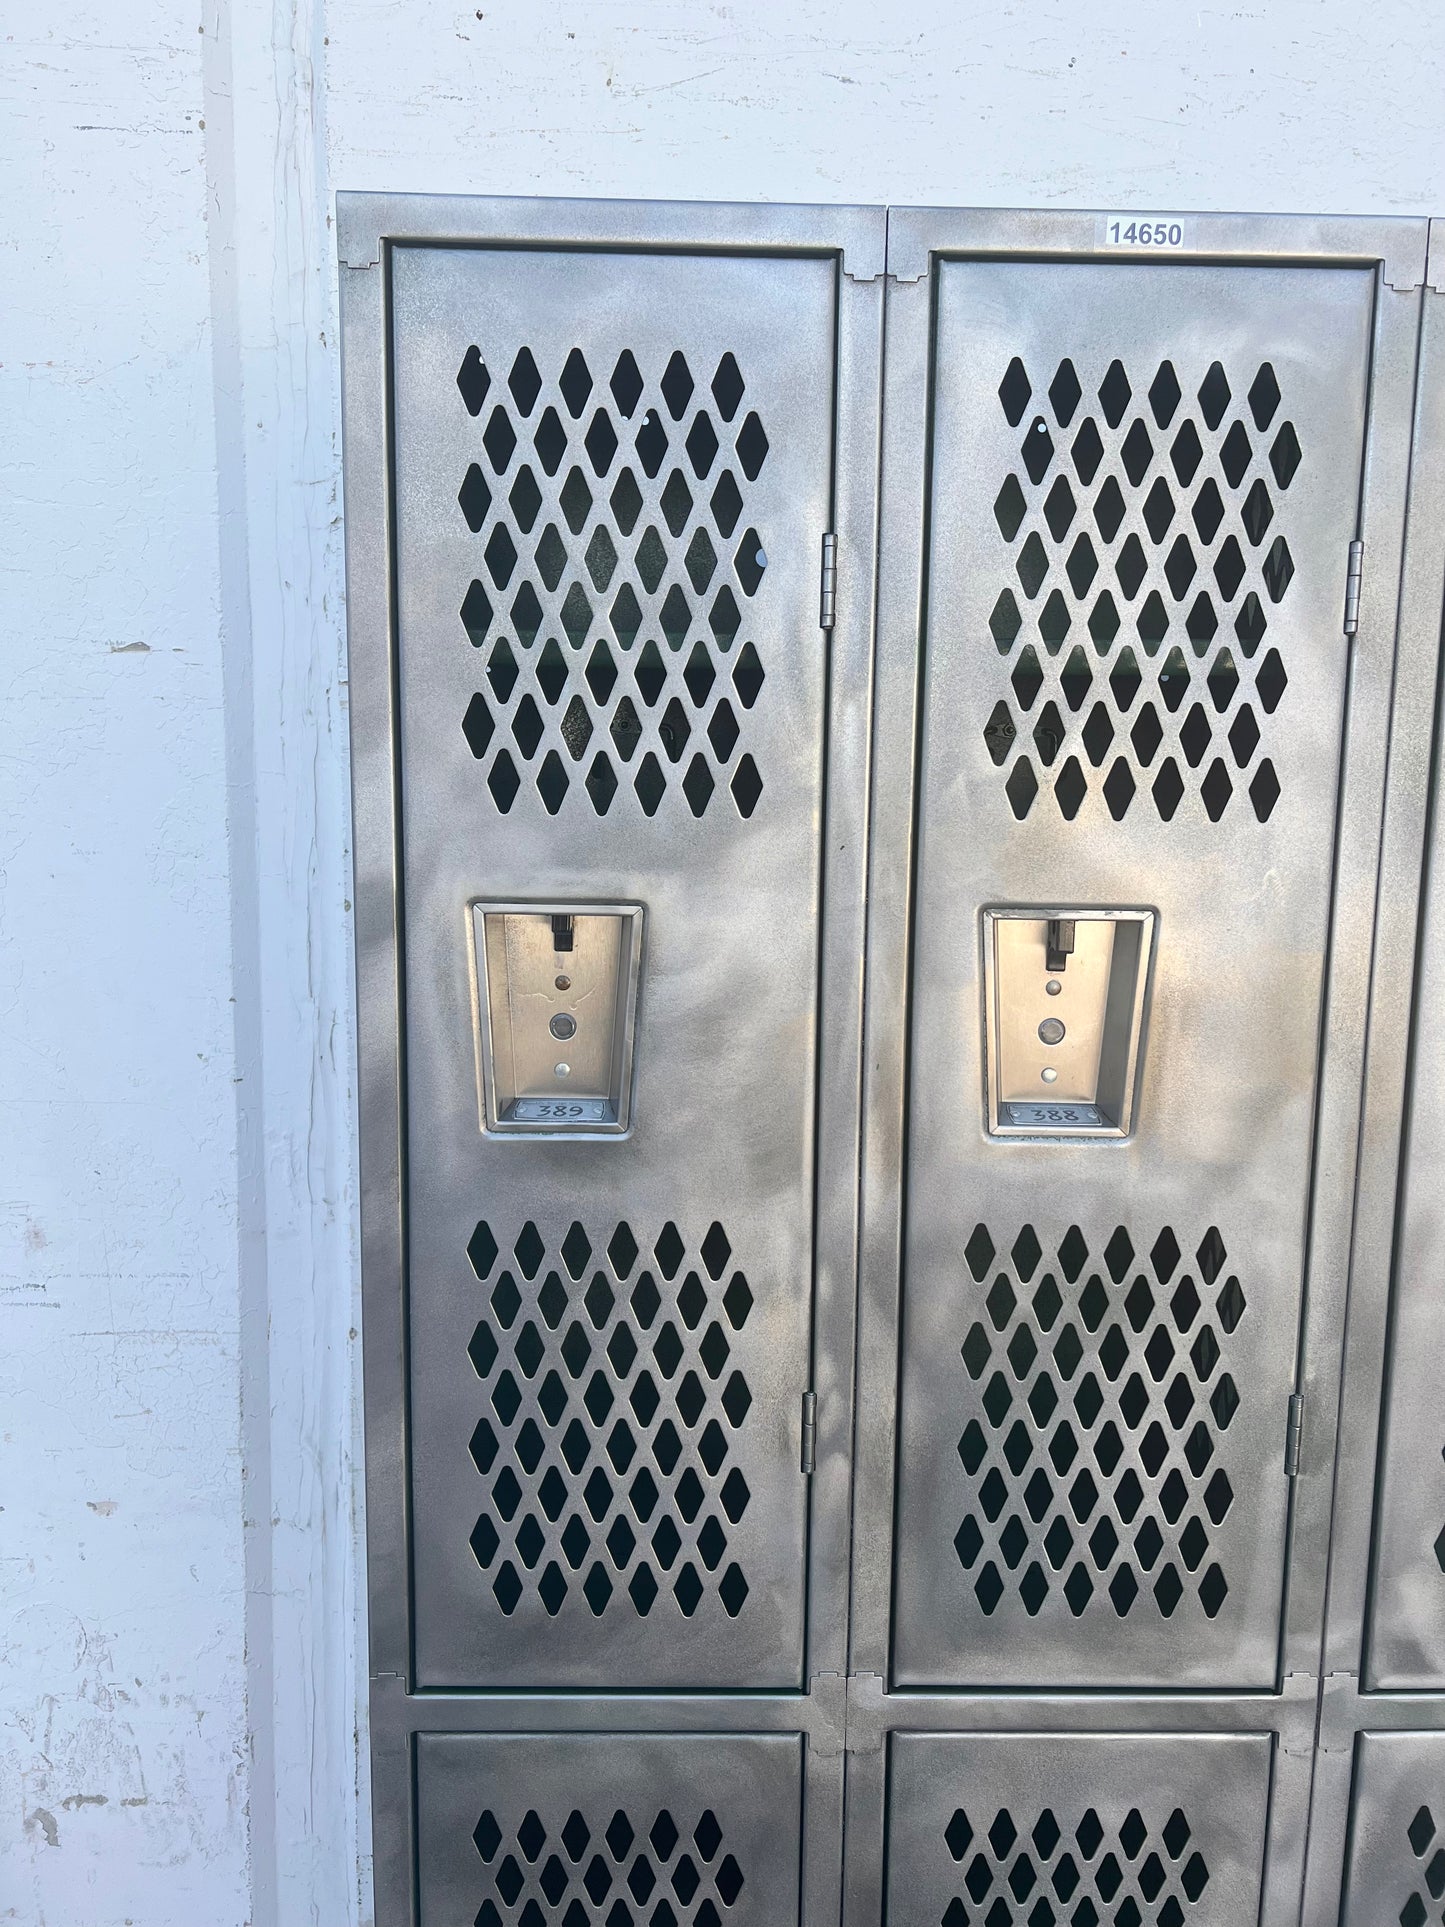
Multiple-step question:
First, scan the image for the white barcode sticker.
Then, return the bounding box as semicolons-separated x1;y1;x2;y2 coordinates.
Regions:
1101;216;1188;250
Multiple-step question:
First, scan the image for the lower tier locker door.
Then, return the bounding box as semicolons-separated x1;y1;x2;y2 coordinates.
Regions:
886;1734;1271;1927
1340;1734;1445;1927
389;246;836;1688
416;1733;803;1927
893;260;1374;1688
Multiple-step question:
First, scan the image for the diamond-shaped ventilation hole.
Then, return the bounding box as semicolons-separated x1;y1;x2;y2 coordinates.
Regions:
1099;360;1132;428
1005;757;1038;820
736;411;768;480
999;358;1032;426
1049;358;1083;426
711;353;745;421
459;463;493;533
483;406;517;474
457;346;492;417
736;528;767;596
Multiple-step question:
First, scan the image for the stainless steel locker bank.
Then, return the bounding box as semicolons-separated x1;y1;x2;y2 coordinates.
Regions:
337;199;1445;1927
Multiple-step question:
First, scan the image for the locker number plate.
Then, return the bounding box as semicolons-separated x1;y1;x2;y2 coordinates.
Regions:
1101;216;1187;250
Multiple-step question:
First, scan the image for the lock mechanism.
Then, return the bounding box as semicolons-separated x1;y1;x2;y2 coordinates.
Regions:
471;902;644;1134
982;907;1155;1138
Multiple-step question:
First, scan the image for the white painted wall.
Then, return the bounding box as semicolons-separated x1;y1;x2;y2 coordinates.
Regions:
3;4;1441;1923
3;7;251;1926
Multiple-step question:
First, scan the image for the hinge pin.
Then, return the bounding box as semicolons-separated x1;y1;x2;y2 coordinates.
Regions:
1285;1392;1305;1477
819;533;838;631
801;1391;818;1474
1343;539;1364;636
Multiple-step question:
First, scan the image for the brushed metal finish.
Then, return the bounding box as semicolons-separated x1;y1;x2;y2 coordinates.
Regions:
885;1732;1272;1927
390;243;837;1689
1309;1687;1445;1927
892;260;1374;1688
1287;280;1430;1689
415;1732;803;1926
1369;744;1445;1688
884;206;1429;290
1358;292;1445;1690
1340;1732;1445;1927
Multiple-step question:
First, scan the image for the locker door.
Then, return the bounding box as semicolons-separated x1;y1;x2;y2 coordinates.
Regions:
1340;1734;1445;1926
891;260;1373;1688
886;1733;1272;1927
388;244;839;1690
415;1734;803;1927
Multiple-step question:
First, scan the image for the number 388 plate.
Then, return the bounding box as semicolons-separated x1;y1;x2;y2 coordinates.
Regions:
1101;215;1188;250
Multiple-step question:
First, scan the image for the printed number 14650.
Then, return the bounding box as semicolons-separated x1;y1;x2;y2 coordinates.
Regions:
1104;217;1186;249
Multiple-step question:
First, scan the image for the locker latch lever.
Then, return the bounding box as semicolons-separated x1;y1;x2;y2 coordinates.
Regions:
551;914;575;954
1045;918;1075;974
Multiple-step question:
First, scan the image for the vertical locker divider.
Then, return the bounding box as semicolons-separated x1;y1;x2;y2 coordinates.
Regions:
842;248;933;1927
340;231;416;1927
1283;260;1427;1684
799;246;887;1927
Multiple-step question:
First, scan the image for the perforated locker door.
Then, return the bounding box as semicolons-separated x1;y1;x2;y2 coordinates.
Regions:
885;1733;1272;1926
893;262;1374;1686
1340;1734;1445;1926
390;246;836;1688
415;1733;803;1926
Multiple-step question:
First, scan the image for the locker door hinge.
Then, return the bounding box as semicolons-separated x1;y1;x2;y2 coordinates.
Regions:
819;533;838;630
1343;539;1364;636
1285;1392;1305;1477
801;1391;818;1474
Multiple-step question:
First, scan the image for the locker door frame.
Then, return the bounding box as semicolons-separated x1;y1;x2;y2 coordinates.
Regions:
1306;225;1445;1927
337;193;885;1927
848;206;1431;1927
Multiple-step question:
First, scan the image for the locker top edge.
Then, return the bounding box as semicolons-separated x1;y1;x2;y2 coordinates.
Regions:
883;205;1432;290
334;189;888;280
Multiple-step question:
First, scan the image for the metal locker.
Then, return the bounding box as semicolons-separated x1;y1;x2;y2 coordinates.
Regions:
339;194;882;1927
848;209;1435;1927
341;198;1444;1926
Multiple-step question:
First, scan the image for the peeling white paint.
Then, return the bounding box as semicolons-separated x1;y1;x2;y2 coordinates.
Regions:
3;2;1442;1923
